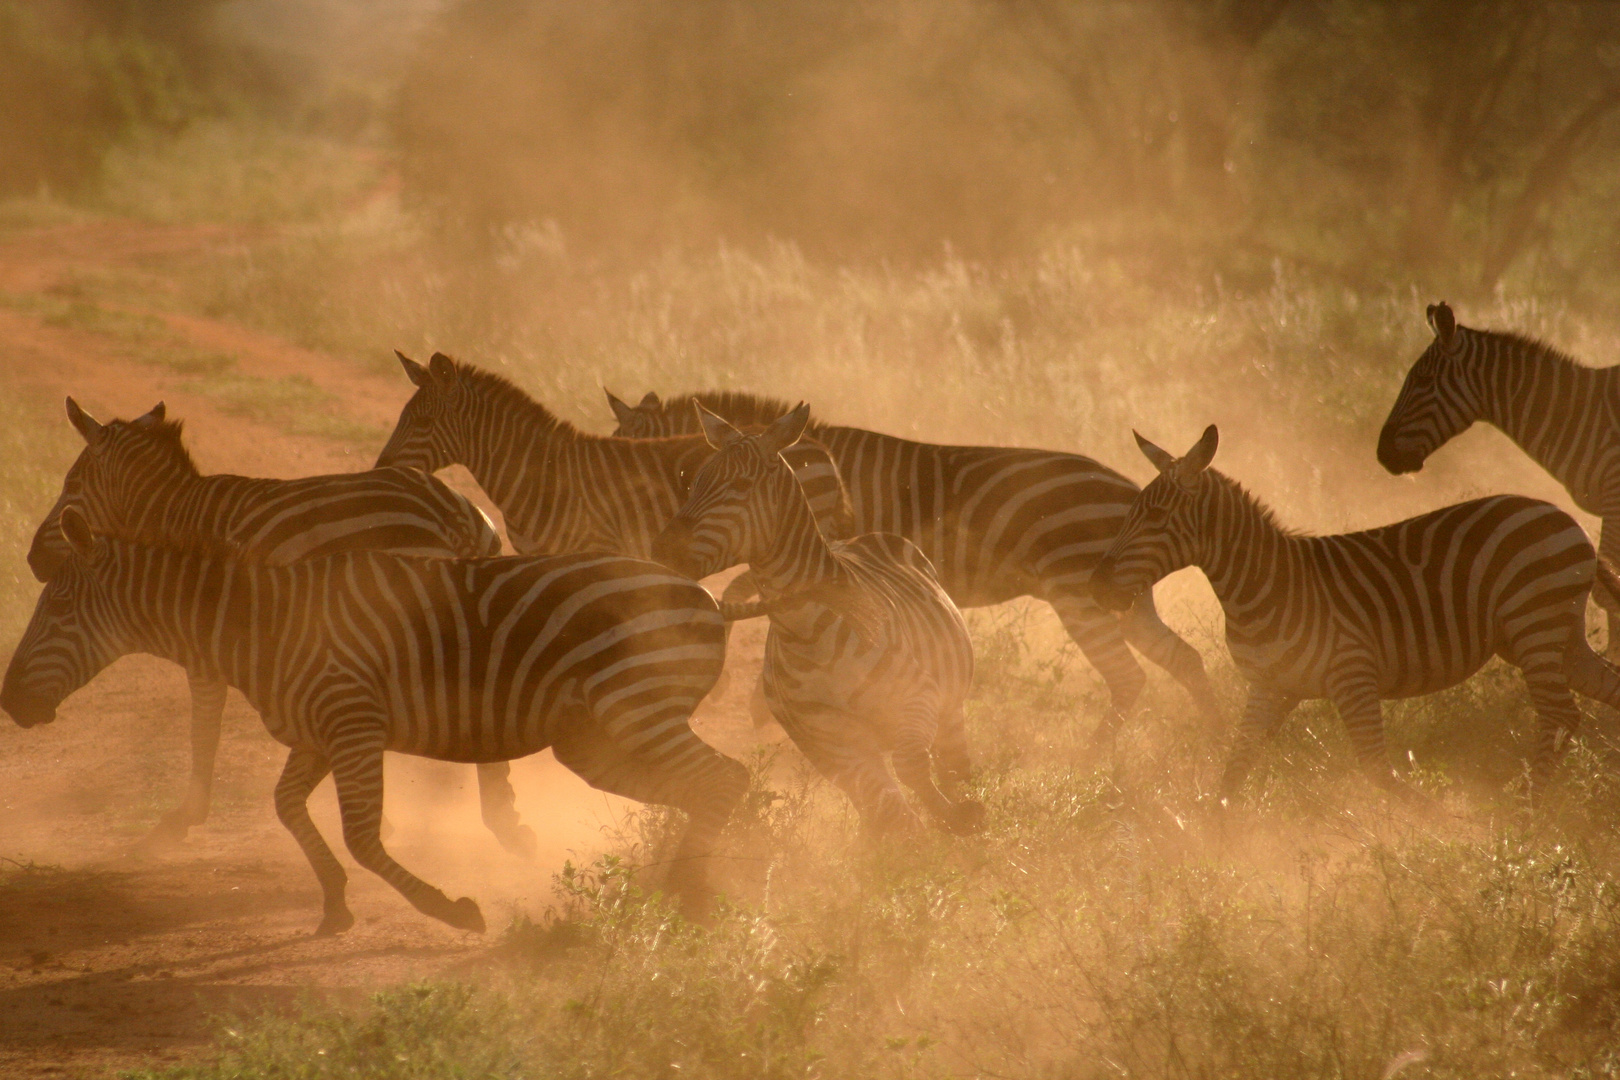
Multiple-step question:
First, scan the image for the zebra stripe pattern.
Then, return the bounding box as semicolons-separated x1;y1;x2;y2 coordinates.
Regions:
610;389;1220;738
375;353;853;557
651;404;981;834
1378;301;1620;655
1093;425;1620;799
2;510;746;932
25;398;536;855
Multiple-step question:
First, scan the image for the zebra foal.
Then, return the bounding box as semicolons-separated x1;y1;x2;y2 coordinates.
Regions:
26;398;537;855
1378;301;1620;656
1093;425;1620;800
2;510;746;932
608;389;1221;742
652;404;982;835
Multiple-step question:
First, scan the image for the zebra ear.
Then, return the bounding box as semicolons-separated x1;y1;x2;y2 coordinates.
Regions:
427;352;458;387
759;402;811;458
396;350;431;388
132;402;165;429
59;506;97;558
605;390;637;429
1134;430;1176;474
65;397;105;444
1177;425;1219;481
1426;302;1456;346
638;391;661;408
695;402;745;450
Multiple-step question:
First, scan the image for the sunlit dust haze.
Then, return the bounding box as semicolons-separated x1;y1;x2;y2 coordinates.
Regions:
6;2;1620;1078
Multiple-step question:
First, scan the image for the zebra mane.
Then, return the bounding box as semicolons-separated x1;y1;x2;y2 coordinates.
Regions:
1474;327;1595;373
1207;470;1304;539
95;523;256;564
660;390;824;432
117;417;201;476
451;359;580;439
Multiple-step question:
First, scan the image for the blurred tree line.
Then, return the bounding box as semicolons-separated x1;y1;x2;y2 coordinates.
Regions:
8;0;1620;297
395;0;1620;295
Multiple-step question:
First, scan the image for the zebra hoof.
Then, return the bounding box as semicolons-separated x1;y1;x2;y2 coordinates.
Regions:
314;907;355;937
495;823;539;861
443;896;486;934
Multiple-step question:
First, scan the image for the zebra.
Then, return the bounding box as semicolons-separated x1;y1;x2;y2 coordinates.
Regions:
607;389;1221;740
1378;301;1620;658
1092;425;1620;800
651;403;981;834
26;398;537;857
2;509;747;933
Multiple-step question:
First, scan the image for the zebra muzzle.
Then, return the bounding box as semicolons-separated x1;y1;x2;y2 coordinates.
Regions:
1091;559;1139;612
0;687;58;728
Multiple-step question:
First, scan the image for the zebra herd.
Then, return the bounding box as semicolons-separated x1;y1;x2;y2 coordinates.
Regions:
5;301;1620;934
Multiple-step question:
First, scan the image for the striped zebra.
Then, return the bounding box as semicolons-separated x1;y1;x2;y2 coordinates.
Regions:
1378;301;1620;657
651;404;982;834
26;398;536;857
1092;425;1620;800
2;509;746;933
375;354;853;561
609;390;1221;738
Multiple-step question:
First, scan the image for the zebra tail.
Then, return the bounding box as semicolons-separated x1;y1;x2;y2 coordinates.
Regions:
719;599;771;622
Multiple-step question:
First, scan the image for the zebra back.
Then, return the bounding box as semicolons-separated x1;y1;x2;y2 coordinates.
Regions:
29;400;500;582
609;387;1143;607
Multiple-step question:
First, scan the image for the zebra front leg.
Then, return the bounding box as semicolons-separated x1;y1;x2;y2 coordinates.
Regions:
930;701;973;794
475;761;538;859
1217;685;1298;802
1326;670;1422;801
1118;589;1222;723
273;748;350;936
779;701;922;835
553;721;749;909
143;671;229;848
328;732;486;933
1047;591;1146;745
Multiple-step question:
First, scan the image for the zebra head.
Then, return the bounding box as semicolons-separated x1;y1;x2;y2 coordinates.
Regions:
376;352;466;473
1092;425;1219;612
605;390;665;437
1377;302;1478;475
651;402;811;579
28;399;176;583
4;509;127;728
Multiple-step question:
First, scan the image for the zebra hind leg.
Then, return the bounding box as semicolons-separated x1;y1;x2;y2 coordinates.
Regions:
475;761;538;860
554;719;749;912
1118;590;1223;723
273;748;351;936
328;732;486;933
888;687;982;834
141;672;230;850
1047;591;1145;746
1517;646;1588;800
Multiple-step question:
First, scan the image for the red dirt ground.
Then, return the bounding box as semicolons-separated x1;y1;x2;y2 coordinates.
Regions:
0;220;771;1078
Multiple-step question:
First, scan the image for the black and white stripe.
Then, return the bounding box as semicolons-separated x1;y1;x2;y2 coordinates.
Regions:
3;511;746;932
1095;425;1620;799
1378;301;1620;655
25;398;535;855
651;404;980;834
610;389;1220;738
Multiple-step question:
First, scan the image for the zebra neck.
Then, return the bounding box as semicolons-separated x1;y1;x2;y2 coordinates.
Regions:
1474;335;1610;481
746;479;844;601
452;399;578;548
109;547;263;682
1190;479;1306;624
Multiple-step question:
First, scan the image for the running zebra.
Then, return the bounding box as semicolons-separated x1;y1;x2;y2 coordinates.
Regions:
375;354;852;559
27;398;535;856
1093;425;1620;799
1378;301;1620;656
651;404;981;834
609;390;1220;737
2;510;745;933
